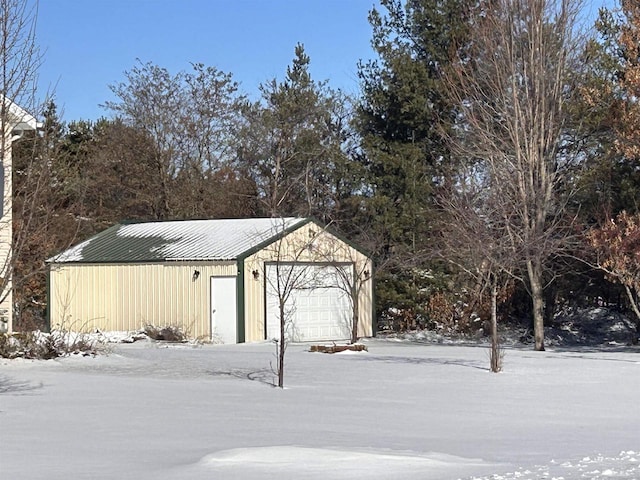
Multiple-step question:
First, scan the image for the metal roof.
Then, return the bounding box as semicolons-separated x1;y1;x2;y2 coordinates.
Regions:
48;217;309;263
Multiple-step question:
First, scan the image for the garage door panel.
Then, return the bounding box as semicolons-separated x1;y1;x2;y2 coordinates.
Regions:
265;264;352;342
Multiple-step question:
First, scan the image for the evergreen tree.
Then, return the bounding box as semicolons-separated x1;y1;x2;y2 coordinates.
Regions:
238;44;358;222
570;2;640;225
355;0;472;322
566;1;640;318
12;102;84;328
575;1;640;220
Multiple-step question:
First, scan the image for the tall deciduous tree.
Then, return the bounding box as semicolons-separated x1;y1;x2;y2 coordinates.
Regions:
0;0;39;124
445;0;583;350
356;0;472;322
104;61;248;220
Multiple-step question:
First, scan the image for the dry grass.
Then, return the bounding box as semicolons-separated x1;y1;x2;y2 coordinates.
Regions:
143;324;190;343
0;329;109;359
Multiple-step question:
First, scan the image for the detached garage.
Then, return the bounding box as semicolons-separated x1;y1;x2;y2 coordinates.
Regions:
47;217;374;343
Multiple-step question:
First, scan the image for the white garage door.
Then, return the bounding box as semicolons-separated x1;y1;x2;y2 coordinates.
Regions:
265;264;352;342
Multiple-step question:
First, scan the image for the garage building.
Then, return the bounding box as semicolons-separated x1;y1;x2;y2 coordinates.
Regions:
47;217;374;343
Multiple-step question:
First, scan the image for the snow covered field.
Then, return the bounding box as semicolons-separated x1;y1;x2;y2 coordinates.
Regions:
1;338;639;479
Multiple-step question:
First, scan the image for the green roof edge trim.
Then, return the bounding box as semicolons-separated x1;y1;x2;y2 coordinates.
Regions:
234;217;370;261
46;266;51;333
372;259;377;337
236;259;245;343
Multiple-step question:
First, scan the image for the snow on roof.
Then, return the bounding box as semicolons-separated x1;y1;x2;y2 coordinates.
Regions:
48;217;309;263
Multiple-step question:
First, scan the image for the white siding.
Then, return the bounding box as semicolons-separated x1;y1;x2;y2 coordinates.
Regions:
0;130;11;332
1;100;38;332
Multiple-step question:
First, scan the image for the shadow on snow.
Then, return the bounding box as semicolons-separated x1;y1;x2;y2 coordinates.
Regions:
0;374;43;395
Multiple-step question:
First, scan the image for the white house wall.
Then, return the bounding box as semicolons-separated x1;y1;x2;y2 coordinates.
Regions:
0;129;12;332
49;262;237;339
1;99;39;332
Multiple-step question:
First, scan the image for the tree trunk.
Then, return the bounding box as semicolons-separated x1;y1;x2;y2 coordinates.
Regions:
490;281;501;372
278;303;285;388
154;154;171;220
527;259;545;351
351;285;359;344
623;284;640;345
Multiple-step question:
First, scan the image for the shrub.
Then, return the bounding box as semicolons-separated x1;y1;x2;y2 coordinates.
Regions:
143;324;189;343
0;329;108;359
48;328;108;356
0;332;44;359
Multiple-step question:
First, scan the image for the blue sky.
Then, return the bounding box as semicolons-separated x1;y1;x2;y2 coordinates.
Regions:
37;0;614;123
37;0;377;122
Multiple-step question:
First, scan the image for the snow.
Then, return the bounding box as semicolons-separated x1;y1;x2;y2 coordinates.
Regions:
50;217;306;263
46;236;93;262
1;338;639;479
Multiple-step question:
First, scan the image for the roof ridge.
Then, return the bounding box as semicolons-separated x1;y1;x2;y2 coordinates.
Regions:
48;217;311;264
119;216;304;225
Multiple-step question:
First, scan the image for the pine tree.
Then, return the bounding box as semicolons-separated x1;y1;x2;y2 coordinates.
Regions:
355;0;472;322
239;44;356;221
574;2;640;220
12;102;82;328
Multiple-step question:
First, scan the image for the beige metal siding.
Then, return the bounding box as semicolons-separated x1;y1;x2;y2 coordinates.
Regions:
49;262;237;339
243;222;373;342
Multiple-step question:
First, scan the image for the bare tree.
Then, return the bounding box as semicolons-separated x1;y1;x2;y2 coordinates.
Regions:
253;220;373;387
266;253;309;389
0;0;41;332
256;220;318;388
0;0;39;120
11;103;82;329
104;61;245;219
445;0;583;351
437;165;515;371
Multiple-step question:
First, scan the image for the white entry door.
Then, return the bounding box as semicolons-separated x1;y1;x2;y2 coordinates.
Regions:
265;264;352;342
210;276;237;344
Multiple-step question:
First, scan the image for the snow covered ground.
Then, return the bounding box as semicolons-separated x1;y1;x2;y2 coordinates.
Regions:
1;338;639;479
